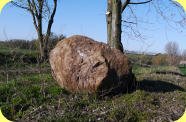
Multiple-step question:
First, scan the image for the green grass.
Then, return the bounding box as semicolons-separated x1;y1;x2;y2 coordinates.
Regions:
132;65;177;75
178;66;186;75
0;73;70;120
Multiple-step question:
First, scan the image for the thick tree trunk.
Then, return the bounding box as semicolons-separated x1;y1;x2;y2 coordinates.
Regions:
107;0;112;44
106;0;123;52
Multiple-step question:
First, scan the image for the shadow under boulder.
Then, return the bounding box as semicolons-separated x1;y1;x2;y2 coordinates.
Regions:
49;35;136;95
138;80;185;93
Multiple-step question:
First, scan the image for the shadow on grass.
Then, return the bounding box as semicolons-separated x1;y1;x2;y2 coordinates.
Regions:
137;79;185;93
154;71;186;77
98;79;185;98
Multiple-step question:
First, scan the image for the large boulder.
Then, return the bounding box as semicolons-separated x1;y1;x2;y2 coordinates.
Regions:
49;35;135;95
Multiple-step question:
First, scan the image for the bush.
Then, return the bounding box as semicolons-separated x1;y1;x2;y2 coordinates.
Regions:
152;54;167;66
139;54;152;65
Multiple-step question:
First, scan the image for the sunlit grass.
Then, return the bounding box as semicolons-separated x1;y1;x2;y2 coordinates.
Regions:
178;66;186;75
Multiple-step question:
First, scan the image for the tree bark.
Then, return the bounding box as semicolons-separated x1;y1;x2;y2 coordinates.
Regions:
43;0;57;61
106;0;123;52
106;0;153;52
38;0;45;62
106;0;112;44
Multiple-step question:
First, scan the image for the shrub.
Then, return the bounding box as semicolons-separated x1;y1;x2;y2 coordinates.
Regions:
152;54;167;66
139;54;152;65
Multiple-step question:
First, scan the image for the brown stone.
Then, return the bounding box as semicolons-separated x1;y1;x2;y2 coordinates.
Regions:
49;35;135;94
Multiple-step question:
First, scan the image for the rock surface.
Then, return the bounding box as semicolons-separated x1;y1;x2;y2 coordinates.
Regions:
49;35;135;94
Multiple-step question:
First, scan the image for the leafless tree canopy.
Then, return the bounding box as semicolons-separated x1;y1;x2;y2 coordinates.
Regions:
165;41;180;65
121;0;186;40
165;41;179;57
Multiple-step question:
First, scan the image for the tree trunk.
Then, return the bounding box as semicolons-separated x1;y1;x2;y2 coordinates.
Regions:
43;0;57;61
37;3;46;62
38;33;45;62
106;0;123;52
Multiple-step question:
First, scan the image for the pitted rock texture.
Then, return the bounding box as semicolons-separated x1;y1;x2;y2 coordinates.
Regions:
49;35;135;94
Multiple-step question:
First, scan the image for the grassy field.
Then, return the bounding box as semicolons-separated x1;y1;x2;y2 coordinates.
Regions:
179;66;186;75
0;48;185;121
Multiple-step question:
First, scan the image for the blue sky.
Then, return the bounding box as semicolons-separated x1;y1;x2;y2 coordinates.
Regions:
0;0;185;54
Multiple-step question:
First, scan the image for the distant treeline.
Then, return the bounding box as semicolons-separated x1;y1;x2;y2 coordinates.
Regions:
0;40;36;50
0;33;65;51
126;53;183;66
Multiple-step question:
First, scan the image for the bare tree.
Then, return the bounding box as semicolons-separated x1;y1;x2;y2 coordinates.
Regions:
182;49;186;60
12;0;58;62
106;0;186;52
165;41;180;65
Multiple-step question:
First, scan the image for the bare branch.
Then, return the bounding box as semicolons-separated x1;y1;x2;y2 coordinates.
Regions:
122;20;137;24
129;0;152;5
27;0;38;30
11;1;29;10
152;0;186;29
121;0;130;13
31;0;39;18
45;0;57;45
